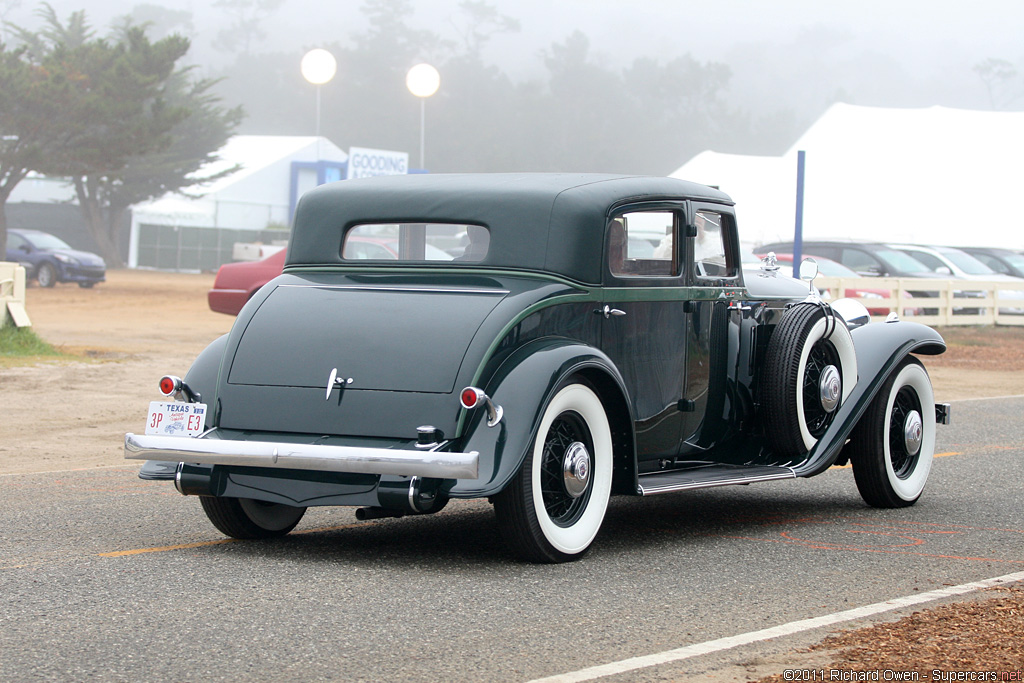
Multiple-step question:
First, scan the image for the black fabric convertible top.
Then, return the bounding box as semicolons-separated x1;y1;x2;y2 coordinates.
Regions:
287;173;733;284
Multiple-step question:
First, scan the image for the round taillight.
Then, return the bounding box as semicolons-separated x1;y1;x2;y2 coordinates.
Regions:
159;376;178;396
460;387;481;409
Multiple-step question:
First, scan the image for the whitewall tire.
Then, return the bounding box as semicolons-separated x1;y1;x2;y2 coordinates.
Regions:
494;380;613;563
762;303;857;457
849;357;935;508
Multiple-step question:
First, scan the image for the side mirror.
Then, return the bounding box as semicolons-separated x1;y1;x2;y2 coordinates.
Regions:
19;244;31;253
856;266;882;277
935;266;952;275
798;257;818;282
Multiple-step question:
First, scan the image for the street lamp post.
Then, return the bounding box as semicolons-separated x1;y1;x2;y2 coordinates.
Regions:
405;63;440;170
300;48;337;137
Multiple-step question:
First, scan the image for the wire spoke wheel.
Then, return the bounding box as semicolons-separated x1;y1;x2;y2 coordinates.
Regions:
888;385;923;479
494;380;613;563
849;356;935;508
762;303;857;457
802;339;841;437
538;411;594;526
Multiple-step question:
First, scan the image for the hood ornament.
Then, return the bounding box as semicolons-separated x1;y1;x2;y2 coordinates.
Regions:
325;368;353;400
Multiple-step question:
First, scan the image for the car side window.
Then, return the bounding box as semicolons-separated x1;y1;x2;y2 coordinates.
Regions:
841;248;881;274
975;254;1007;274
692;211;731;279
609;210;678;277
904;250;944;272
7;233;27;251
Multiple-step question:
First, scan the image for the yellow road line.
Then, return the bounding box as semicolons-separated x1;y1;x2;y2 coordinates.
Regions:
99;539;236;557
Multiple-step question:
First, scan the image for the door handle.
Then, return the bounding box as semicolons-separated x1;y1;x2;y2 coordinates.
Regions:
594;305;626;319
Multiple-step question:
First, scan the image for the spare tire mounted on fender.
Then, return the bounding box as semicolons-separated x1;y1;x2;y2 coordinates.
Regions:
761;302;857;457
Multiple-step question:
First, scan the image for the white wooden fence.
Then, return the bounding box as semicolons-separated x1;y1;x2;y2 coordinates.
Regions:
814;276;1024;326
0;261;31;328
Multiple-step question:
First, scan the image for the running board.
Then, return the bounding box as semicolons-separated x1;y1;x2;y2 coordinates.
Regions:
637;465;796;495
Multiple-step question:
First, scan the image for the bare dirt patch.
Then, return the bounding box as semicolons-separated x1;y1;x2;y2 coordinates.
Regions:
924;324;1024;401
1;269;231;475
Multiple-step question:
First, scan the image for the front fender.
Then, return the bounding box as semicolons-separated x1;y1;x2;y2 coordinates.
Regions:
793;320;945;477
448;338;632;498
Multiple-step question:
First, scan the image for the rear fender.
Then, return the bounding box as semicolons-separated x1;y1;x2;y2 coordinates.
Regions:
448;338;635;498
184;334;229;409
142;334;229;480
793;320;945;476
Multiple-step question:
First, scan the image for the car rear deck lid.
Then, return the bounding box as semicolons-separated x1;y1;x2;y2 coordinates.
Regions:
227;283;507;394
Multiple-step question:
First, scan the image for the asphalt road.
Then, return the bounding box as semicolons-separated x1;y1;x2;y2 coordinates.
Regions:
1;396;1022;682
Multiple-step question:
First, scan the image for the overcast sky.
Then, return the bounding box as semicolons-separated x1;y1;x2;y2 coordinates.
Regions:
11;0;1023;72
6;0;1022;124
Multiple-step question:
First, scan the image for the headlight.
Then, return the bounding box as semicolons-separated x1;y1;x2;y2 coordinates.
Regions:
54;253;77;264
857;291;884;299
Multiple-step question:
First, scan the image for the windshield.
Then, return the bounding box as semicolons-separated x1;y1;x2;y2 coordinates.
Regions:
939;248;995;275
25;232;73;251
877;249;932;274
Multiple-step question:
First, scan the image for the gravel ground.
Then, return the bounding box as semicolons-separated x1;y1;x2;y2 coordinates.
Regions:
753;585;1024;682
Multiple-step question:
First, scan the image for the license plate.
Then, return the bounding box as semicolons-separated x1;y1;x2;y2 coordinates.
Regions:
145;401;208;437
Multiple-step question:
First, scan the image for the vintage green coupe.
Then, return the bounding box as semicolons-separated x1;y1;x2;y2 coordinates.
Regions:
126;174;950;562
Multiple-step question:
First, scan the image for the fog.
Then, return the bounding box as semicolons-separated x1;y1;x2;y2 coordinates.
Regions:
4;0;1022;169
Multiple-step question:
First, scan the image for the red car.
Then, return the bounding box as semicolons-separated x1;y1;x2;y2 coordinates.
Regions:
208;249;288;316
757;253;915;316
208;238;454;315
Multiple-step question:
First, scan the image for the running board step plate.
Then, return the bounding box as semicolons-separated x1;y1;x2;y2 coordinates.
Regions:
637;465;796;495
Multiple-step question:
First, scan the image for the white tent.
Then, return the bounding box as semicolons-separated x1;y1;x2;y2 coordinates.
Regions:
670;103;1024;249
128;135;348;268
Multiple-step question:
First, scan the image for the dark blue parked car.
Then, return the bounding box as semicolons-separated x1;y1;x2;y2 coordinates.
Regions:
5;228;106;288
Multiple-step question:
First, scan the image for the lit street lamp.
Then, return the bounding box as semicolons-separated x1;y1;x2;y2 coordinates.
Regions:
405;63;440;170
301;48;337;137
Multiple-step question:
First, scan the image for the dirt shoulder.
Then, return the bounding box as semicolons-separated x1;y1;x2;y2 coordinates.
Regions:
2;270;1023;477
1;269;232;475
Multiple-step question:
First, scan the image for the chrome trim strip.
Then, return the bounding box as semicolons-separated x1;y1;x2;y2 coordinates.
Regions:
278;284;509;295
637;470;796;496
124;433;479;479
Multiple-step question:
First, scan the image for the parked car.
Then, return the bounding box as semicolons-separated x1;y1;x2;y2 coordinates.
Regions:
756;240;942;280
4;228;105;288
127;174;949;563
958;246;1024;279
209;237;454;315
754;252;912;316
756;240;960;314
208;249;287;316
887;243;1024;314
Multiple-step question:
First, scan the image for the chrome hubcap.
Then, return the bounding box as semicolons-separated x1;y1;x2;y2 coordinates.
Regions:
818;365;842;414
903;410;923;456
562;442;591;499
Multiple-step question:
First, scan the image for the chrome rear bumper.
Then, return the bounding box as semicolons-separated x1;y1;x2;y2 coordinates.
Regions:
124;432;479;479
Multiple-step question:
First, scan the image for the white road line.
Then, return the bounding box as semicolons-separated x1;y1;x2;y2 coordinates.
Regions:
948;393;1024;402
527;570;1024;683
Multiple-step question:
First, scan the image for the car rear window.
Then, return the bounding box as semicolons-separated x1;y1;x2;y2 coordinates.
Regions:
342;223;489;263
